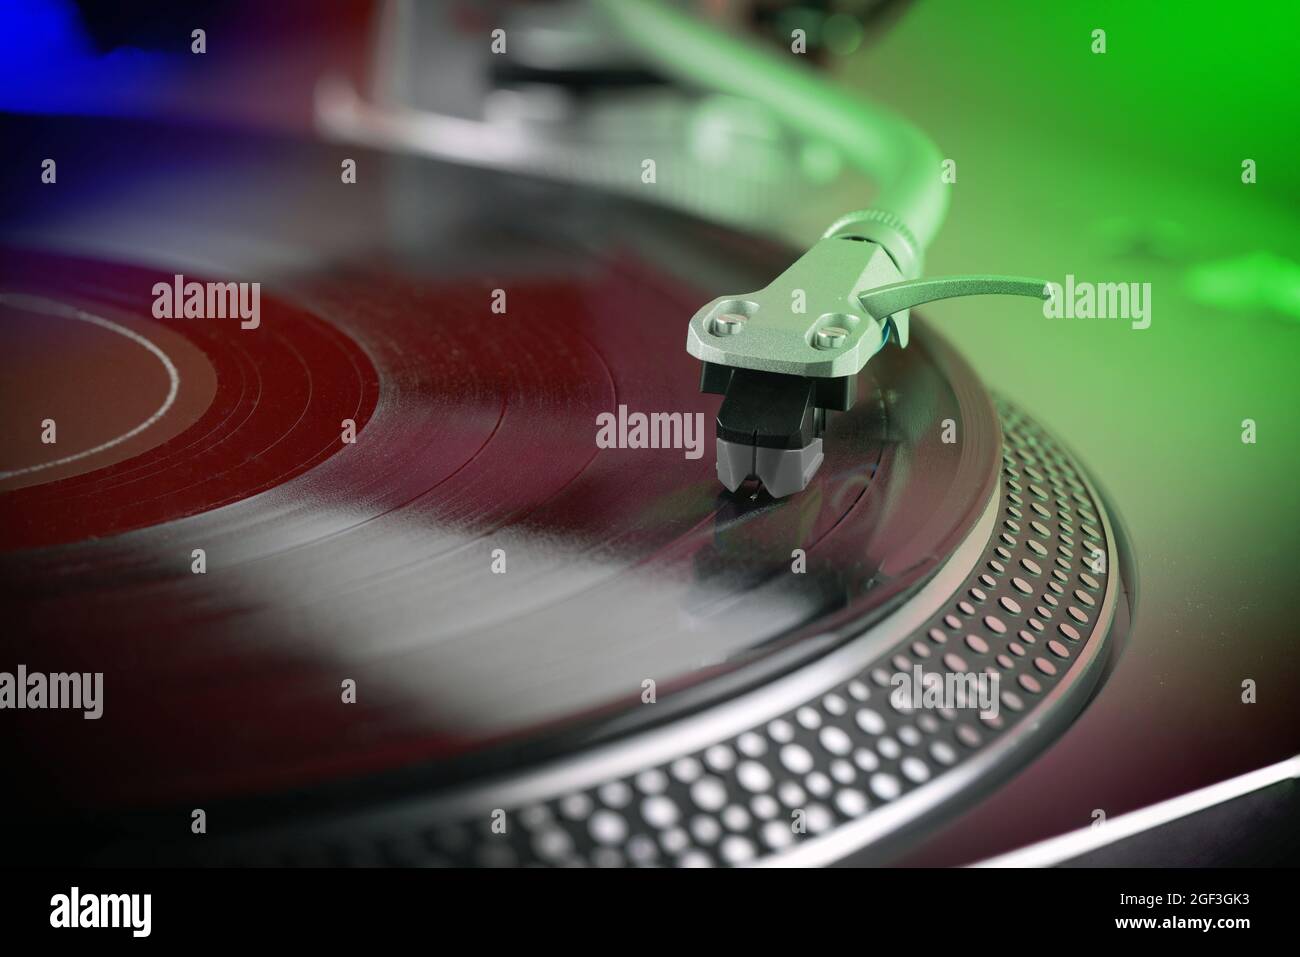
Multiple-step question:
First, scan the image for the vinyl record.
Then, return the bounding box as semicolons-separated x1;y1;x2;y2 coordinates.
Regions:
0;121;1124;866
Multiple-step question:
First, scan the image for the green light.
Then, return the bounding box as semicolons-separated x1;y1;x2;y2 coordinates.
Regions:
823;14;864;57
1184;252;1300;322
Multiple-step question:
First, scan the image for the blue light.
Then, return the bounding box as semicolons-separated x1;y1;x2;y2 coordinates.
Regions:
0;0;178;115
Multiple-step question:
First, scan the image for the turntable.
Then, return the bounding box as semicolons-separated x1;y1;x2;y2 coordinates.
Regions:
0;0;1295;871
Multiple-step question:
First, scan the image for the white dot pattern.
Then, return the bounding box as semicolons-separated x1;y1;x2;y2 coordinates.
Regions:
396;404;1112;869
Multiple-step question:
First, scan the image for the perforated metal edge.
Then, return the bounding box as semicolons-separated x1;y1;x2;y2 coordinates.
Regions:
201;397;1123;868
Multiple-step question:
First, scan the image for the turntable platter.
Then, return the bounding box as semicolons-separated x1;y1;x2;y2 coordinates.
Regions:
0;118;1125;867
